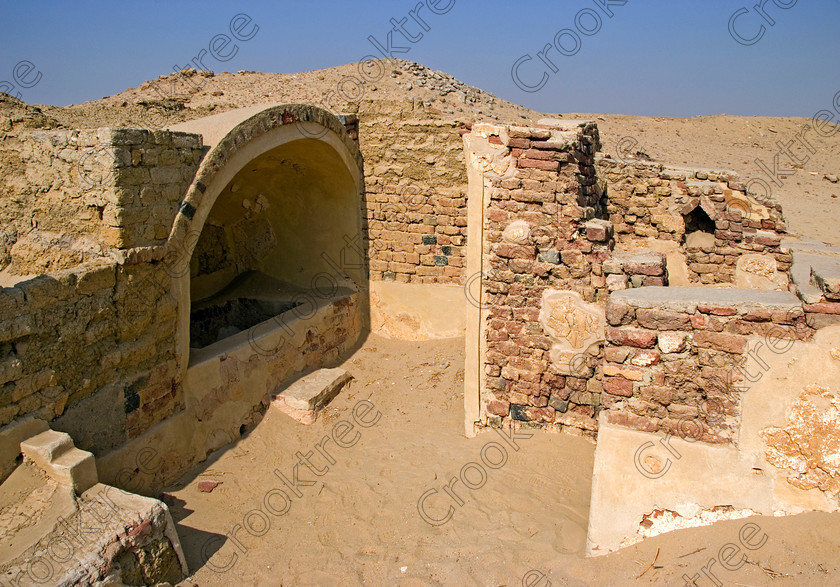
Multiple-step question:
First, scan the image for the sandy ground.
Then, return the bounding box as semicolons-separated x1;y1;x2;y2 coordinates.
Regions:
167;334;840;586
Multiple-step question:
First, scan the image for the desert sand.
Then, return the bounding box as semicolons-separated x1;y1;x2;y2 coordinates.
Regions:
165;334;840;586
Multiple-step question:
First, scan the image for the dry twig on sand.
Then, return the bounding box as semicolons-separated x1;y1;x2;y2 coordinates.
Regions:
637;547;661;578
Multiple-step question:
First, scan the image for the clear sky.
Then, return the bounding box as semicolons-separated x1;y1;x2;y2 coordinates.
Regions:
1;0;837;117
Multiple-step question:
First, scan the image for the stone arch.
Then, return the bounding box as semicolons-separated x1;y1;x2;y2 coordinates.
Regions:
166;104;366;373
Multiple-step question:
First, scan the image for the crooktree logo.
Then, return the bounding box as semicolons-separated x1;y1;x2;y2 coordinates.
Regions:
728;0;797;46
511;0;629;93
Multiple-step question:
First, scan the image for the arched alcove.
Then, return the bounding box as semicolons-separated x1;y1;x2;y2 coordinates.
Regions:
167;105;367;377
188;138;360;350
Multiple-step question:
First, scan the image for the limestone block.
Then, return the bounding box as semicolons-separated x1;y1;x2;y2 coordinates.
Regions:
272;368;352;424
502;219;530;245
20;429;98;494
735;253;785;290
540;289;605;356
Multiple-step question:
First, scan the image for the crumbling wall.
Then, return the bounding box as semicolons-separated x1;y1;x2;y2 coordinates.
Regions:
598;157;790;284
1;128;203;276
1;256;181;450
601;287;811;444
467;120;609;436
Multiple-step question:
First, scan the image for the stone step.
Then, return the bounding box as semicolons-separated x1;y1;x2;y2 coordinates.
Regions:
271;368;352;425
20;429;98;494
810;255;840;301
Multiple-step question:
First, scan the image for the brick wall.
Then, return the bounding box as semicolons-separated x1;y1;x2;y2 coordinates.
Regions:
357;99;468;284
601;287;811;444
598;157;790;284
0;256;180;446
468;120;609;437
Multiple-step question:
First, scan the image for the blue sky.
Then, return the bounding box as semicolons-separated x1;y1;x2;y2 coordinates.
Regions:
1;0;837;117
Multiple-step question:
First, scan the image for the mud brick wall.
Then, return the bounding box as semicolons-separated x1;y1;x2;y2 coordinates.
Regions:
471;120;610;436
100;129;204;248
356;100;468;284
601;287;811;444
597;157;790;284
1;128;203;274
365;184;466;283
0;256;181;449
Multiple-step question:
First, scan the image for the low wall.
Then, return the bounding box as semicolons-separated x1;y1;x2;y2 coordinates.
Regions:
598;157;790;284
97;292;363;493
601;287;810;444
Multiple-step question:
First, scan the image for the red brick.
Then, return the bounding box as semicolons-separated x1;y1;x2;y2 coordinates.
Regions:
690;314;707;328
522;148;565;161
636;309;692;331
517;158;559;171
604;411;659;432
602;376;634;397
524;406;555;423
804;302;840;315
604;346;631;363
606;327;658;348
693;330;747;354
506;137;531;149
487;400;510;417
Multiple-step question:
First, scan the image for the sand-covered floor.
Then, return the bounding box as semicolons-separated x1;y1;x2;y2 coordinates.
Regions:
167;334;840;586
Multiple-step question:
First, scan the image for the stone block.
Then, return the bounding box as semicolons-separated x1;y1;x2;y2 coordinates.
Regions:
272;368;352;424
605;327;658;348
584;219;614;242
20;429;98;494
636;308;692;331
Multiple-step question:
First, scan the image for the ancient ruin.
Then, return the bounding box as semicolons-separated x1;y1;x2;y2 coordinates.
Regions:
1;59;839;584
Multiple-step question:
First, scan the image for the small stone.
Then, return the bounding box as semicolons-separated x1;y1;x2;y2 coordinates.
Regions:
658;332;687;354
434;255;448;266
549;396;569;413
630;275;645;288
422;235;437;245
198;480;221;493
831;348;840;361
538;250;560;264
825;174;839;183
510;404;528;421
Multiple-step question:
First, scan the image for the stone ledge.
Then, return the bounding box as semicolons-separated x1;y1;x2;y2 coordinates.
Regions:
611;286;801;314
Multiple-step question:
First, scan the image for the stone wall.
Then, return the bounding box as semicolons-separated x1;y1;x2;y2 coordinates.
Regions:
601;287;811;444
467;119;609;437
357;100;468;284
1;256;181;448
598;157;790;284
2;128;203;275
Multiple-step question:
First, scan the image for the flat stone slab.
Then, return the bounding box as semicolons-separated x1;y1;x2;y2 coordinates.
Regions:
791;252;826;304
611;286;801;314
810;255;840;299
781;236;840;256
272;368;352;424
